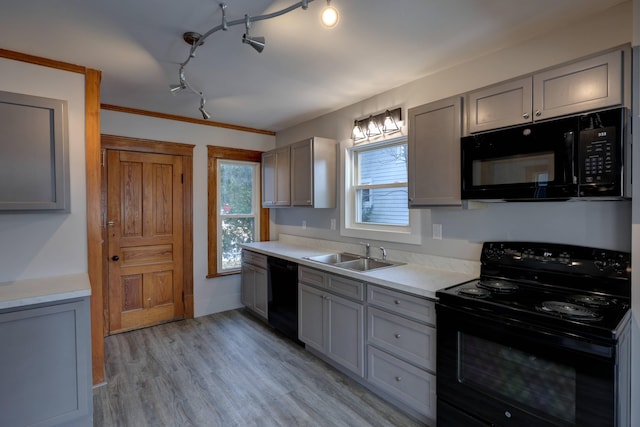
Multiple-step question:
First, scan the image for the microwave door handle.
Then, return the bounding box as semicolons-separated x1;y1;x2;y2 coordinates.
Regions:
565;131;576;184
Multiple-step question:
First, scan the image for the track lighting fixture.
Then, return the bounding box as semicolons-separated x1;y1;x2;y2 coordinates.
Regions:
199;94;211;120
242;15;265;53
352;107;402;143
170;0;339;120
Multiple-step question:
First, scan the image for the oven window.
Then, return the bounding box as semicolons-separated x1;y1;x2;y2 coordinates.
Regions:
459;333;575;424
472;152;555;185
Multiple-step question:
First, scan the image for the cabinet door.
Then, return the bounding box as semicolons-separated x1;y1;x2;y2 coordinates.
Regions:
467;76;533;133
533;50;623;121
298;284;325;351
253;267;268;319
261;147;290;207
326;293;364;377
291;139;313;206
408;96;462;207
241;263;254;308
274;147;291;206
261;151;276;207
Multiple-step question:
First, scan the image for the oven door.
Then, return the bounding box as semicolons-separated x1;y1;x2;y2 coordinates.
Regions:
461;116;578;200
436;304;617;427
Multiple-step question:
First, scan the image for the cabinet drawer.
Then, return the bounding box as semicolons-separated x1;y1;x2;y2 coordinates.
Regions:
367;285;435;325
299;266;325;288
241;250;267;269
368;307;435;371
326;274;364;301
367;346;436;420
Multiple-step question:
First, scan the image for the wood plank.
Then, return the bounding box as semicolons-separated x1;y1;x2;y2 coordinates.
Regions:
85;68;105;386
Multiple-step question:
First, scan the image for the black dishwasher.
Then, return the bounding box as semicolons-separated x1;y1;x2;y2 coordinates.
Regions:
267;256;300;344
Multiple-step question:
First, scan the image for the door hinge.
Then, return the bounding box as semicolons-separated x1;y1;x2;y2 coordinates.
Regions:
181;173;184;184
100;150;106;167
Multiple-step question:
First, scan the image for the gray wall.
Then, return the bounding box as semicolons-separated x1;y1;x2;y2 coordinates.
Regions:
273;2;633;261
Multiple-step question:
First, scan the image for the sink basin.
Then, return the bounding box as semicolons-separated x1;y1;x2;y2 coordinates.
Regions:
305;252;361;264
334;258;403;271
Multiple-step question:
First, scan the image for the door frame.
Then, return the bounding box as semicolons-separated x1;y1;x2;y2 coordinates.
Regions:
101;134;195;336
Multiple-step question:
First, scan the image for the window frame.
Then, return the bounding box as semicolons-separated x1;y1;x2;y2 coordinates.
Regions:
207;146;269;278
340;136;422;245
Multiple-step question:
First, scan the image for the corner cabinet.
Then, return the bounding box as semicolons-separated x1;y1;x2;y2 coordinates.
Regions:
467;48;625;133
298;266;365;377
262;137;336;208
408;96;463;207
262;146;291;207
240;250;268;320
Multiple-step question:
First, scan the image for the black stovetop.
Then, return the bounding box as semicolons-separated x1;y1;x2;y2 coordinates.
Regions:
436;242;631;341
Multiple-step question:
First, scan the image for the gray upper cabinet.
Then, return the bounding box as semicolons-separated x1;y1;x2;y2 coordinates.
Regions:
467;49;624;133
262;146;290;207
533;49;622;120
290;137;337;208
263;137;336;208
0;91;70;212
408;96;463;207
467;77;533;133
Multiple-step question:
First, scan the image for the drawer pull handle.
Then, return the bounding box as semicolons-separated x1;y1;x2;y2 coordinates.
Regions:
394;333;401;339
394;300;400;305
395;376;402;382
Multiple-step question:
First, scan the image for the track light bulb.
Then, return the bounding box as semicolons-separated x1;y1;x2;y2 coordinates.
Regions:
169;83;186;94
321;0;339;28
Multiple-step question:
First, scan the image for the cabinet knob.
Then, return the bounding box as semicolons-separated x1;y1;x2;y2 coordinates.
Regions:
324;295;330;300
112;255;120;261
394;333;401;339
535;110;542;117
522;112;530;119
395;376;402;382
394;300;400;305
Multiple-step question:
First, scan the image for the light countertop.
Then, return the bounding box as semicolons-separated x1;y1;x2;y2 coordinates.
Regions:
0;273;91;310
241;240;478;299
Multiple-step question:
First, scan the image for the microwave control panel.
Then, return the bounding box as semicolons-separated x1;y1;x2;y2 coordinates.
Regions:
579;126;617;185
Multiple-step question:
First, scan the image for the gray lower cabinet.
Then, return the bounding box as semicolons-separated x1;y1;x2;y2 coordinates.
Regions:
298;266;364;377
241;250;268;320
0;297;92;427
366;284;437;424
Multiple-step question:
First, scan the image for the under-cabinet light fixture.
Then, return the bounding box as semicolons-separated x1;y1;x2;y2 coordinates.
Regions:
170;0;339;120
351;107;403;143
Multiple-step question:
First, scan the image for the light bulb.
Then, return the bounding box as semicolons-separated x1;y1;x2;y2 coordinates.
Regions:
321;2;339;28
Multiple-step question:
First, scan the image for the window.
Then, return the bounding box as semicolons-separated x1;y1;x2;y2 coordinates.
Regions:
207;146;269;277
342;136;421;244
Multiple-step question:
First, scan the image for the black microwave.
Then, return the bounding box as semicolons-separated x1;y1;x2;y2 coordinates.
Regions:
461;107;631;201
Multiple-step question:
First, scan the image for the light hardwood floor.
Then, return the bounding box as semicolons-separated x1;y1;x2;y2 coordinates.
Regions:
93;309;426;426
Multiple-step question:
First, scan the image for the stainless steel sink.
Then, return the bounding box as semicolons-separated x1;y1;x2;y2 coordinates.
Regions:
304;252;404;271
305;252;361;264
334;257;403;271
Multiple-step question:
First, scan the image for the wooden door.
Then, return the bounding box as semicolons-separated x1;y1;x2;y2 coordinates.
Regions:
107;150;184;334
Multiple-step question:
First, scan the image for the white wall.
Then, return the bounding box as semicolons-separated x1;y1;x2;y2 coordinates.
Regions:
274;1;634;259
100;110;275;317
0;58;87;282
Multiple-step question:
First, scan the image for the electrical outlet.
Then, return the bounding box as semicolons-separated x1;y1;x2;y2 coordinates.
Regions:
330;218;336;230
302;220;307;230
432;223;443;240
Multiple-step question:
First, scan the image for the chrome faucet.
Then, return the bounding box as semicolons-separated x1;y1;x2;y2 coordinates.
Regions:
379;247;387;261
359;241;370;258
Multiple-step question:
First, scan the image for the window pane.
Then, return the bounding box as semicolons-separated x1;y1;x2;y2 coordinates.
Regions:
220;163;254;215
358;145;407;185
221;217;255;270
356;187;408;225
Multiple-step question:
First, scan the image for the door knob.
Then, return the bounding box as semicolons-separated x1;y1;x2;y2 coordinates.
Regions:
112;255;120;261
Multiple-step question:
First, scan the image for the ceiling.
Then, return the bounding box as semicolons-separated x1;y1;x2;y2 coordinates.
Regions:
0;0;628;132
